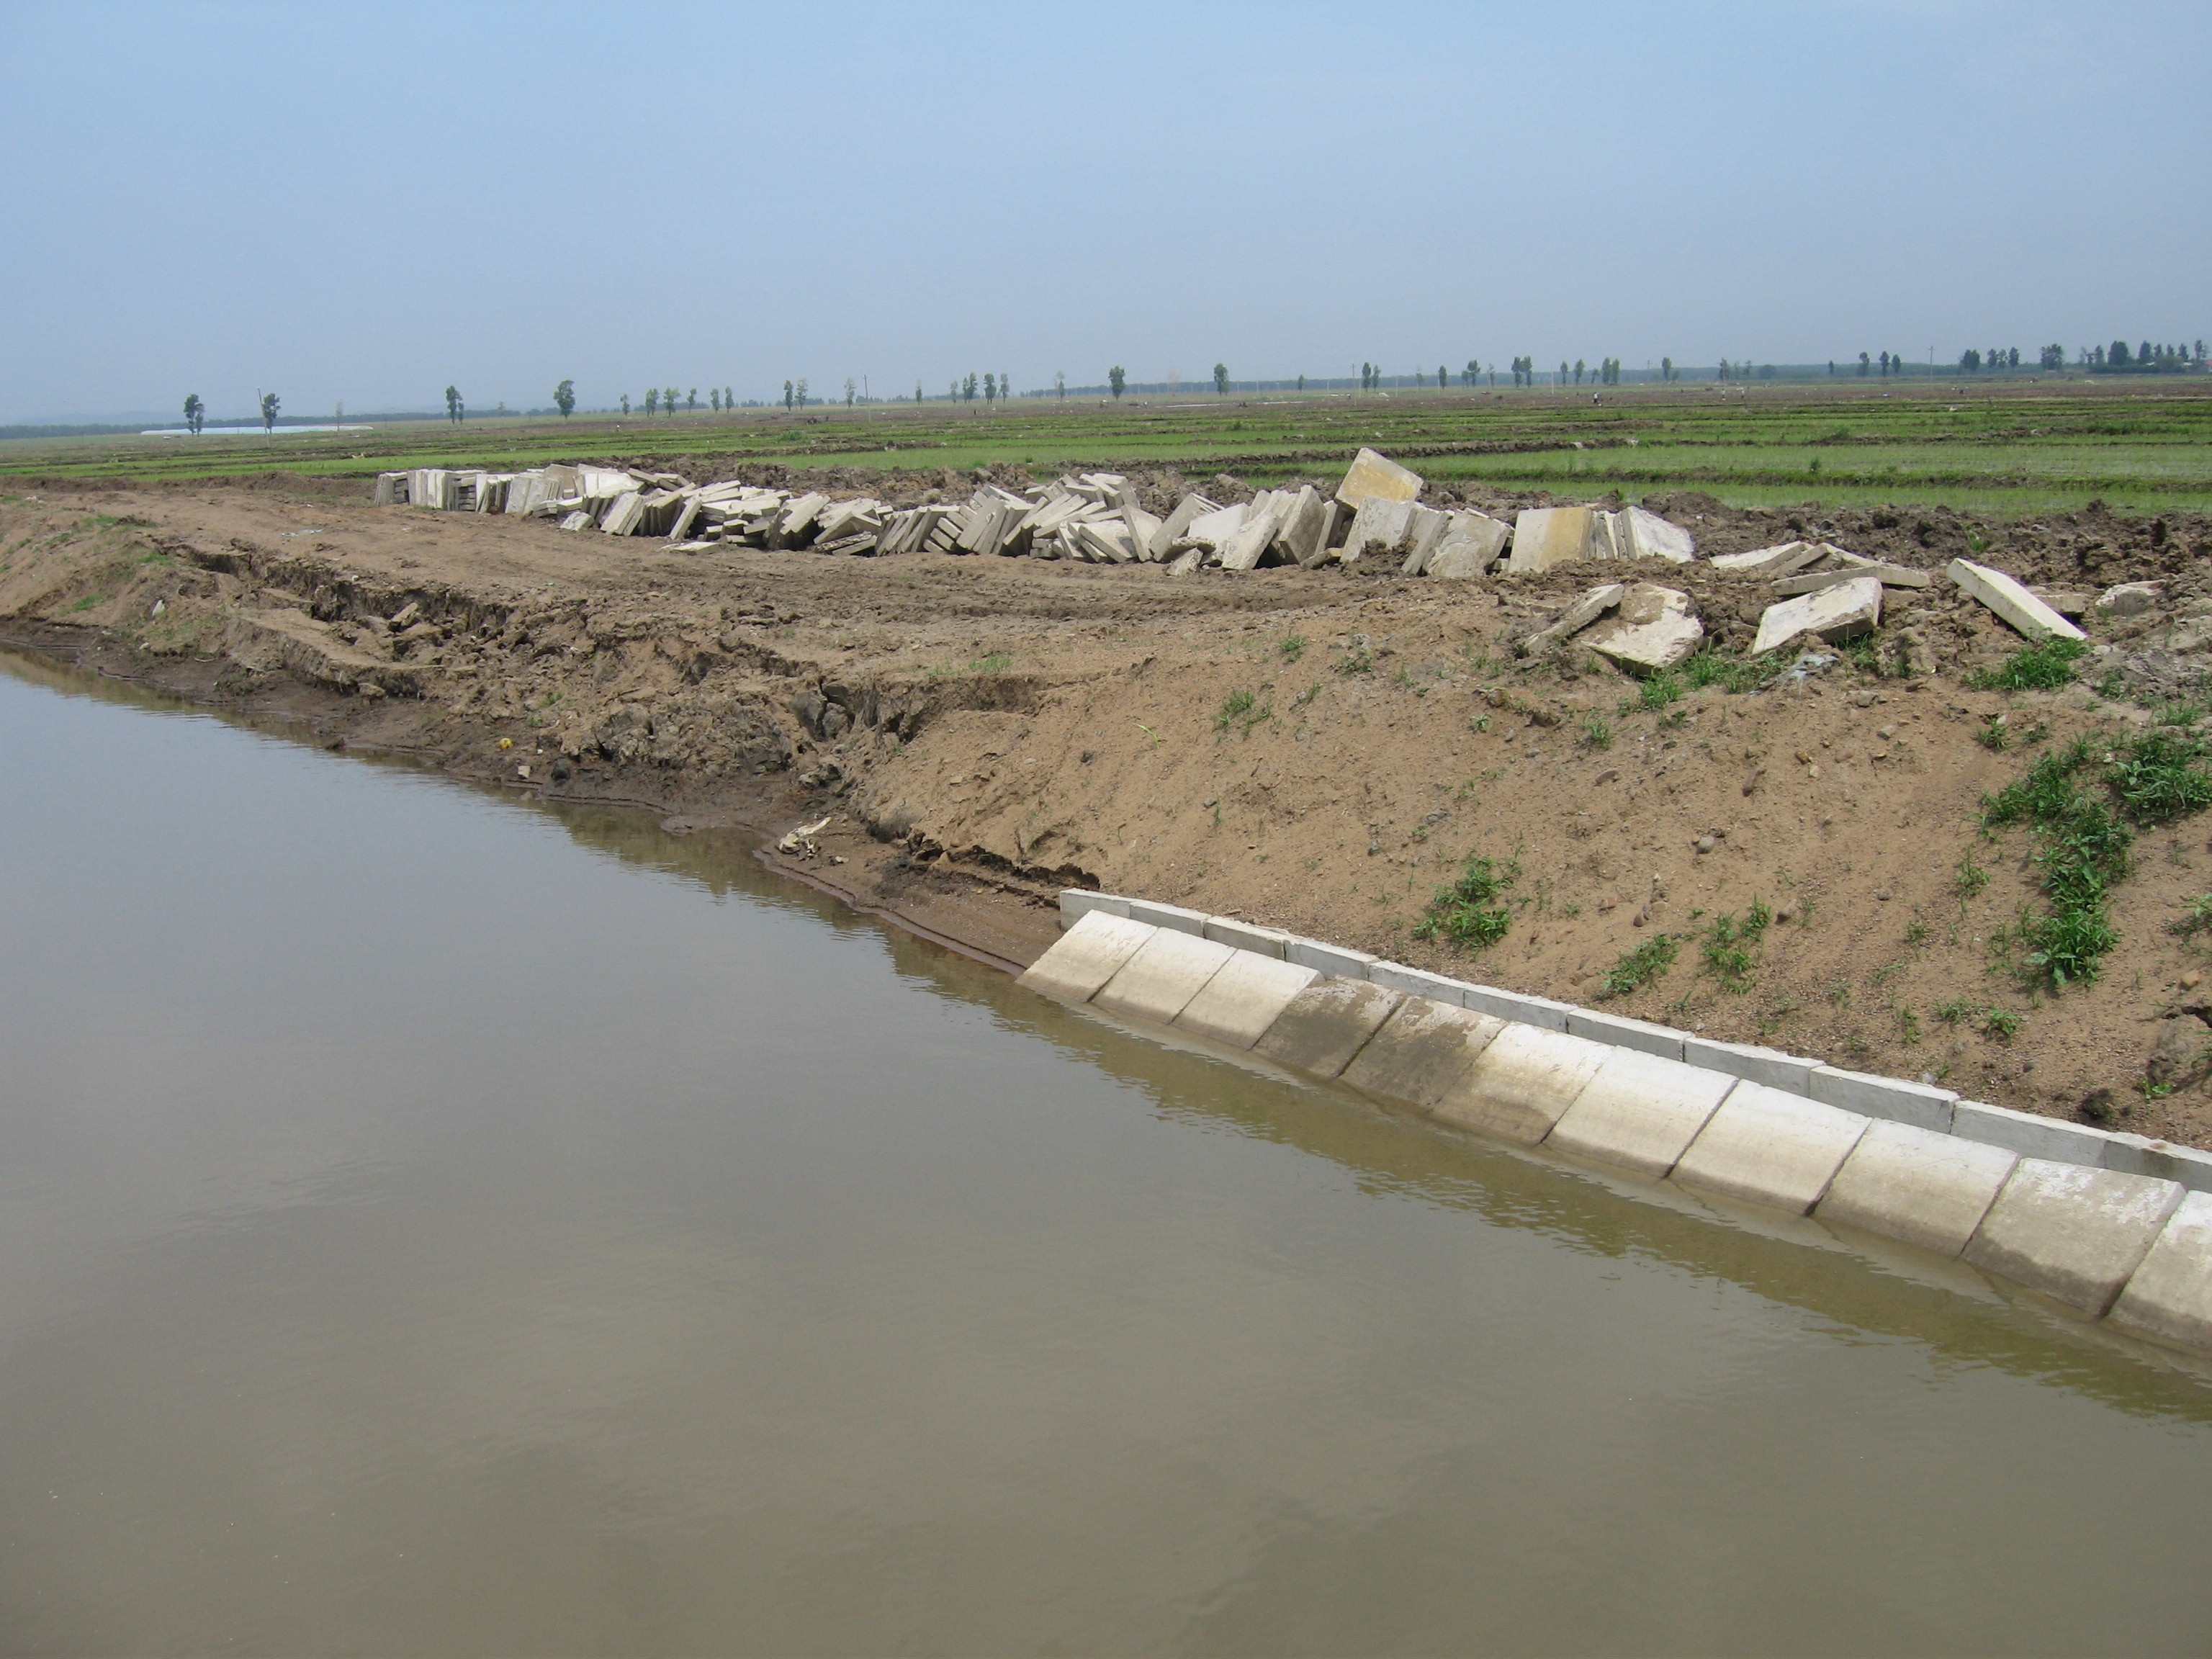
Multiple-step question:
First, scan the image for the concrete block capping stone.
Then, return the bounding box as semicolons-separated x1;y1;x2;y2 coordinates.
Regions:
1040;891;2212;1359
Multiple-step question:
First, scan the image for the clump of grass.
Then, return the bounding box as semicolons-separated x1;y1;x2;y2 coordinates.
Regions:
1413;854;1519;952
2167;892;2212;938
1280;634;1306;662
1969;636;2088;692
1637;671;1685;712
1579;712;1614;752
1977;716;2010;752
1701;899;1771;993
1600;934;1678;999
1954;849;1990;899
1983;1007;2022;1040
2108;730;2212;823
1681;647;1776;695
1214;688;1261;735
1933;997;1974;1026
1335;641;1375;675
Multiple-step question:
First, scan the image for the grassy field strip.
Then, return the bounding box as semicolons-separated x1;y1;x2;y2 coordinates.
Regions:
5;386;2208;515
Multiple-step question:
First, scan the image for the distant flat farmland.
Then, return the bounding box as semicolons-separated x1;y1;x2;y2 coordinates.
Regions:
6;379;2208;516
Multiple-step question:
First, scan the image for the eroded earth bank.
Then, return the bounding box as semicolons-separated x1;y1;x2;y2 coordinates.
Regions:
9;469;2212;1149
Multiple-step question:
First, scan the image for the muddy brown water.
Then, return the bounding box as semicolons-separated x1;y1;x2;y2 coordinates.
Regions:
3;647;2211;1658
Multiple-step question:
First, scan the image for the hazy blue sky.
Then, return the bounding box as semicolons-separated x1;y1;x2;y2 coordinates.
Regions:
3;1;2205;423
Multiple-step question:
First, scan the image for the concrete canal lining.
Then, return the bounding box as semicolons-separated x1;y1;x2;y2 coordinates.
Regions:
1022;896;2212;1361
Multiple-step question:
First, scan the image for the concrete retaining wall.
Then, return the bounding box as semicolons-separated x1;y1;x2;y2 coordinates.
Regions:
1025;890;2212;1361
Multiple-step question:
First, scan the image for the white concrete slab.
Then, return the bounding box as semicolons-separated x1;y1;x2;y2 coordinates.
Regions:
1365;961;1472;1005
1341;998;1507;1110
1962;1159;2184;1315
1056;889;1131;926
1506;507;1595;574
1519;584;1624;657
1950;1096;2110;1164
1709;540;1828;578
1623;505;1695;562
1093;930;1237;1025
1671;1082;1870;1214
1816;1119;2018;1257
1283;937;1377;979
1397;504;1455;575
2100;1132;2212;1192
1435;1022;1612;1144
1336;446;1422;510
1563;1006;1686;1060
1253;977;1403;1077
1017;911;1159;1002
1947;557;2088;642
1200;917;1292;958
1457;984;1573;1030
1274;486;1328;567
1680;1037;1817;1095
1341;497;1415;567
1545;1051;1739;1177
2106;1191;2212;1352
1174;952;1320;1049
1809;1066;1957;1134
1124;898;1210;936
1582;583;1704;674
1752;576;1883;656
1424;512;1512;579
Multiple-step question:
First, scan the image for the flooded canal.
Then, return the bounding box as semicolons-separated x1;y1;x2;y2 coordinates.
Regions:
2;647;2210;1656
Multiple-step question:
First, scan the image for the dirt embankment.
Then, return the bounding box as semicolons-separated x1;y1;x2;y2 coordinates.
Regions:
8;471;2212;1148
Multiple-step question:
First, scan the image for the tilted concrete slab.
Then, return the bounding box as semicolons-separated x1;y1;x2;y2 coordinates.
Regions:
1563;1004;1687;1060
1174;952;1319;1049
1201;917;1292;958
1397;504;1455;575
1341;497;1415;567
1184;502;1247;551
1519;583;1624;657
1336;446;1422;511
1435;1022;1611;1144
2107;1192;2212;1352
1752;576;1883;656
1274;486;1328;567
1950;1096;2110;1164
1424;512;1511;579
1709;540;1831;578
1124;898;1210;936
1809;1066;1956;1133
1505;507;1595;574
1252;977;1403;1078
1341;998;1507;1110
1681;1037;1817;1095
1218;492;1287;571
1093;930;1237;1025
1773;562;1928;595
1582;583;1704;675
1017;911;1159;1002
1947;557;2088;642
1963;1159;2183;1315
1817;1119;2018;1257
1671;1082;1870;1214
1586;511;1624;562
1622;506;1695;562
1545;1050;1739;1177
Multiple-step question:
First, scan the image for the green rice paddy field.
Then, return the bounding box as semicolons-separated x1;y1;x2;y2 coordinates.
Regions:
8;379;2209;517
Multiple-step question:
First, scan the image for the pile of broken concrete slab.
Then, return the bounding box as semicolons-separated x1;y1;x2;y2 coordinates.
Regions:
369;452;2101;667
368;447;1702;579
1516;531;2092;676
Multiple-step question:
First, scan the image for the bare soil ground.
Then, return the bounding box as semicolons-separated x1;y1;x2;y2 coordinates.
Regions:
9;470;2212;1149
